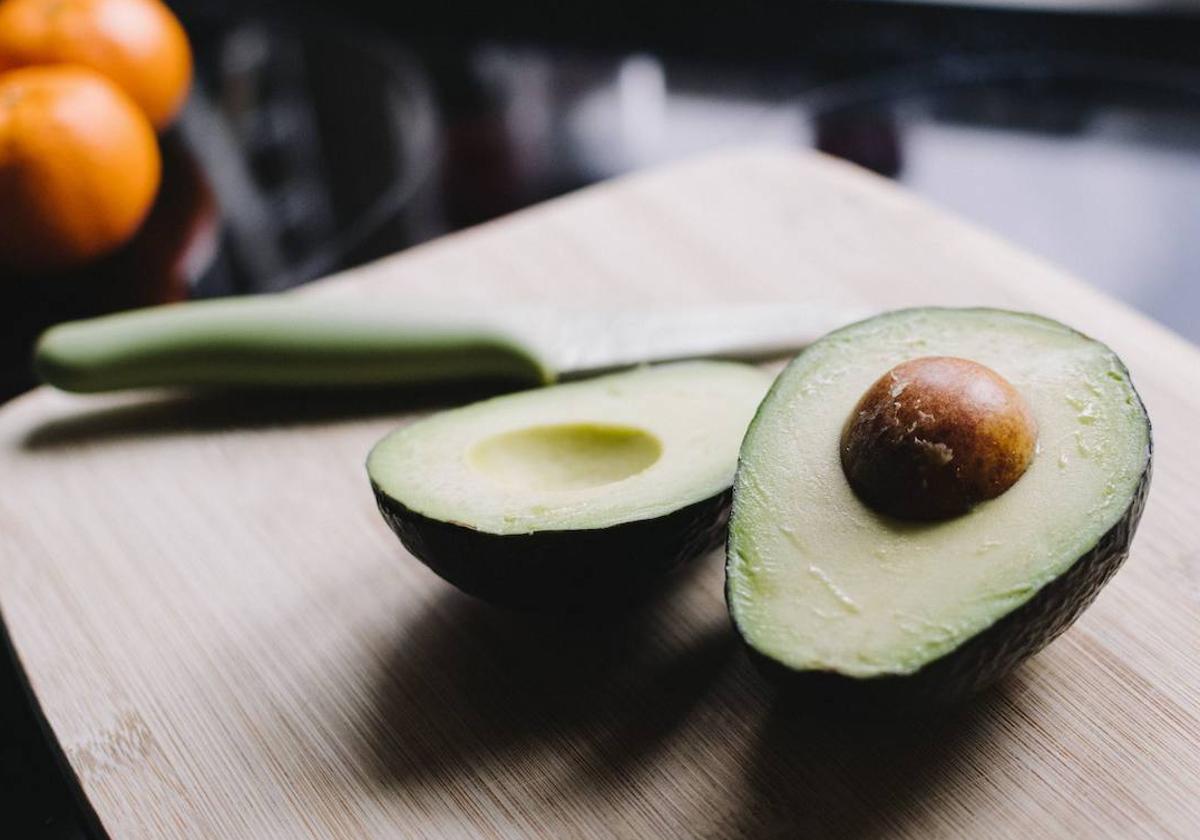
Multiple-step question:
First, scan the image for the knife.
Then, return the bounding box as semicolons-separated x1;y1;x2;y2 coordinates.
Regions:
33;295;866;393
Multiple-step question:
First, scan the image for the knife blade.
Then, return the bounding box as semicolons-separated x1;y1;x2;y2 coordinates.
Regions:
33;295;867;393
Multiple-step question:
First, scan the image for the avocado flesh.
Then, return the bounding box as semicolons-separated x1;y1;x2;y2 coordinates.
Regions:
727;309;1151;685
369;361;772;606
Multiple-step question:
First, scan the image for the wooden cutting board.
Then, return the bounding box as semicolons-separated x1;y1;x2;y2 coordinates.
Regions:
1;149;1198;840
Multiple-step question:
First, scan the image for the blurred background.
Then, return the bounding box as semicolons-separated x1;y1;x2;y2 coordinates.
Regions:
5;0;1200;404
3;0;1200;836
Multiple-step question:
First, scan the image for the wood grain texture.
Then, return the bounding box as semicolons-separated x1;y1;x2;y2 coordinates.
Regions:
2;148;1198;839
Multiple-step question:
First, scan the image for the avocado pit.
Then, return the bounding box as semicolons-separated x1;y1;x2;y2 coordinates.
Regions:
840;356;1037;520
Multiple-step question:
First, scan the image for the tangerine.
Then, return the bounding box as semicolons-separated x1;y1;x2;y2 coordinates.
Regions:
0;64;161;274
0;0;192;130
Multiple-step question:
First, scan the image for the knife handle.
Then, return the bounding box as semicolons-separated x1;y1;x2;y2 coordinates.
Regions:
34;297;554;393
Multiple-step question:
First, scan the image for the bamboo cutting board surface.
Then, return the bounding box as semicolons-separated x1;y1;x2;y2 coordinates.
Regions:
1;149;1199;839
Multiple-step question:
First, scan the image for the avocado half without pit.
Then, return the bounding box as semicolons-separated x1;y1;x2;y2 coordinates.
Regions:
726;308;1152;703
368;361;772;609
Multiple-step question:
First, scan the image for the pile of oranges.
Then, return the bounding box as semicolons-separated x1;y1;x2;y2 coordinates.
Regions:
0;0;192;274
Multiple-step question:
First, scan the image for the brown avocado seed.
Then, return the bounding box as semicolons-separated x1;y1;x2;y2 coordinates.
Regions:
840;356;1038;520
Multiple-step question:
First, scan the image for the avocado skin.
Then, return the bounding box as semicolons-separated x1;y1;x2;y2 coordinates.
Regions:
733;453;1151;707
373;485;731;610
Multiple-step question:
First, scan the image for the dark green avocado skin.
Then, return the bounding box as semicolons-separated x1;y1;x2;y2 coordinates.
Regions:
729;331;1154;708
373;486;731;610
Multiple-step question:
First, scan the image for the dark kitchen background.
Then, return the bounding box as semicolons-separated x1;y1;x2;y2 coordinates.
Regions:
3;1;1200;836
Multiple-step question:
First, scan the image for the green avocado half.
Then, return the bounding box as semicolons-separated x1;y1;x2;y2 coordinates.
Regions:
726;308;1152;703
369;361;772;609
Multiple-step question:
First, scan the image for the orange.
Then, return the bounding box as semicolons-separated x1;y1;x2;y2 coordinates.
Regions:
0;64;161;274
0;0;192;130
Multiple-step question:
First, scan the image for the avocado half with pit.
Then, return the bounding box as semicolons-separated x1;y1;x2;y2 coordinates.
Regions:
369;361;772;609
726;308;1152;703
